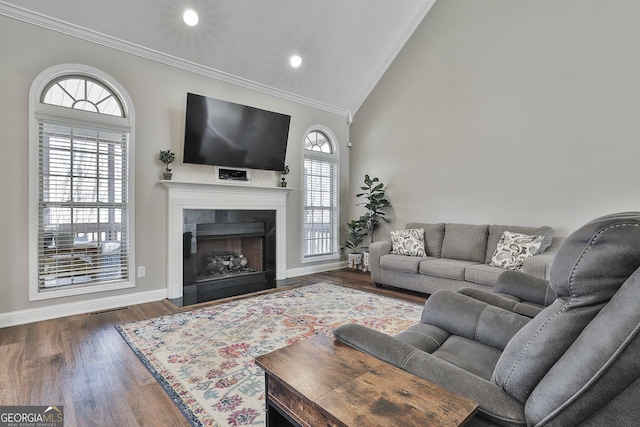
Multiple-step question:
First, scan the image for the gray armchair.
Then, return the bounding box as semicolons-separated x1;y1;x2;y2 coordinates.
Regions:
334;212;640;426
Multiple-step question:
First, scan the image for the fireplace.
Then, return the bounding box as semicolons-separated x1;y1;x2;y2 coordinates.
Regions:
182;209;276;304
162;180;291;304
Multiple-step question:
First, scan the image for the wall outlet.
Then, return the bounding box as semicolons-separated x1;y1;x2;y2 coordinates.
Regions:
137;266;146;278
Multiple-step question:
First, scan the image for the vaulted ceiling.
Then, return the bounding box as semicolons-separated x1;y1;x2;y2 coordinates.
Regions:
0;0;436;118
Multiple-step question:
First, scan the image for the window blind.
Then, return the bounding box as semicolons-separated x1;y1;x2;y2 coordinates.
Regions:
303;157;338;257
38;121;129;289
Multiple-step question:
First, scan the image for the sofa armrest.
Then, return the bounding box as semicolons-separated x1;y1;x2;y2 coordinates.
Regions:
494;270;555;307
521;237;565;279
459;287;545;318
401;348;526;426
334;323;525;426
369;240;392;283
459;287;520;310
421;290;531;350
334;322;419;367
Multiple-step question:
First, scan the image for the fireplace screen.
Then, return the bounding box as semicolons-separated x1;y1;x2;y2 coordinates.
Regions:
182;209;276;302
184;222;265;284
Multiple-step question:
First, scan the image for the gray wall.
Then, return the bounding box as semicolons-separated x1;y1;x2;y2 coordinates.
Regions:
0;15;348;316
350;0;640;239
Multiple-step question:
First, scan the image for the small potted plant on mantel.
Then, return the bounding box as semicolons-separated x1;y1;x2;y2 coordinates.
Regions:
344;218;366;270
280;165;290;187
159;149;176;180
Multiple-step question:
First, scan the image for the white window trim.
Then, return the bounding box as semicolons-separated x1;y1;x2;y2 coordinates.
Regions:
28;64;136;301
301;125;340;264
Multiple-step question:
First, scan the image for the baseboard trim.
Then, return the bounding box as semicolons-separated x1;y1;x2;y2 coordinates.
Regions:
0;288;167;328
287;261;347;278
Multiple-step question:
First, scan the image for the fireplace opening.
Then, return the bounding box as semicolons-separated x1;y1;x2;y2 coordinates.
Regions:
182;209;277;304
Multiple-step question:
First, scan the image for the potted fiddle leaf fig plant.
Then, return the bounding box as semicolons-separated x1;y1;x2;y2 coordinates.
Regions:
356;174;391;244
356;174;391;272
344;217;367;270
159;149;176;180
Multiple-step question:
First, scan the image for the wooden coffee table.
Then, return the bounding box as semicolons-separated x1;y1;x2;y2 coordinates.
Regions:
255;334;478;427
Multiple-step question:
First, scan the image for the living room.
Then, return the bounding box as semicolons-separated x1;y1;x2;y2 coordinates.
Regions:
1;0;638;325
1;0;639;425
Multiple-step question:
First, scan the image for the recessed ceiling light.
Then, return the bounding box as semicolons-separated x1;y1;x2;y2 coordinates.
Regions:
183;9;199;27
290;55;302;68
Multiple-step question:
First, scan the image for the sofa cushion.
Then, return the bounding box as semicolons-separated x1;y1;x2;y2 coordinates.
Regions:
431;336;502;381
485;225;554;264
406;222;445;257
490;231;544;271
390;228;426;256
465;264;506;286
419;258;481;281
440;223;489;263
380;254;427;273
394;323;450;353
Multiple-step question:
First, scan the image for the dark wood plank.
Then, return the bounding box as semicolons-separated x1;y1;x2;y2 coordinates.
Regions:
0;342;24;403
22;317;66;361
0;323;26;346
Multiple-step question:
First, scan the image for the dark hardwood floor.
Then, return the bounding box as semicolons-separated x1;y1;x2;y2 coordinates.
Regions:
0;269;426;426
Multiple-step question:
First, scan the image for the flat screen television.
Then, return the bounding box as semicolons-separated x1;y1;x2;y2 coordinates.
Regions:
183;93;291;172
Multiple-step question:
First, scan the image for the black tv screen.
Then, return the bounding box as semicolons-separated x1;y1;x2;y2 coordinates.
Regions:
183;93;290;171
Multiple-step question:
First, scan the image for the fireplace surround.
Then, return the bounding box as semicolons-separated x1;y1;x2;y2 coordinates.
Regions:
162;181;291;303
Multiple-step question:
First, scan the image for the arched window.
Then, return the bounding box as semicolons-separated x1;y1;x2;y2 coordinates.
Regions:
304;130;333;153
303;128;339;261
29;65;135;300
41;75;124;116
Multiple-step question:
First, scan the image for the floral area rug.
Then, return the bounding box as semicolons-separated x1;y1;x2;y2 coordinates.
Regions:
116;283;423;427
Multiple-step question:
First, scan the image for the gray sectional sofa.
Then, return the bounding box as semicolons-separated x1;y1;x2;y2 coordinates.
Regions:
336;212;640;426
370;222;564;295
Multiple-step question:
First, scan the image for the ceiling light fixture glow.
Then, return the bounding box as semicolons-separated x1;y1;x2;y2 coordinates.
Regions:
290;55;302;68
183;9;199;27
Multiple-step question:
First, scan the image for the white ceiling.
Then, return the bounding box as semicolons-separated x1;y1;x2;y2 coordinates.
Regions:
0;0;435;117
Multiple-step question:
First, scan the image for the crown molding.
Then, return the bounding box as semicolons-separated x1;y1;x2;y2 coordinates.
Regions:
0;1;350;119
350;0;437;116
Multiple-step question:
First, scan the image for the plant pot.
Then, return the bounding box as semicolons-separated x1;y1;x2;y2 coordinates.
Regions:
280;179;287;187
348;253;362;270
361;251;370;273
163;172;173;180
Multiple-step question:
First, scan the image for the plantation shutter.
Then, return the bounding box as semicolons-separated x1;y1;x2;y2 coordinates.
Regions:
303;157;338;257
38;120;130;289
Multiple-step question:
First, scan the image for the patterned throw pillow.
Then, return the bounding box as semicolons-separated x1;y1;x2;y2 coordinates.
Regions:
390;228;426;257
490;231;544;271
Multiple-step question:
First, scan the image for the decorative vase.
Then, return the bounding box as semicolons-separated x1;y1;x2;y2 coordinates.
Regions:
280;179;287;187
163;172;173;180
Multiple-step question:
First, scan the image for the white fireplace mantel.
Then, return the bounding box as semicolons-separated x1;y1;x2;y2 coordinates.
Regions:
162;180;292;299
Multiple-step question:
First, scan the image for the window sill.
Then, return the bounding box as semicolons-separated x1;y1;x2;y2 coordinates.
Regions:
302;253;340;264
29;279;135;301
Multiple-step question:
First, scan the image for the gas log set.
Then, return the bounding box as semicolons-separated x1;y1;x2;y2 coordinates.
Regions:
204;250;255;278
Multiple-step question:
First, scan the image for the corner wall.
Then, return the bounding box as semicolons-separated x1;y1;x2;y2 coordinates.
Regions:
350;0;640;238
